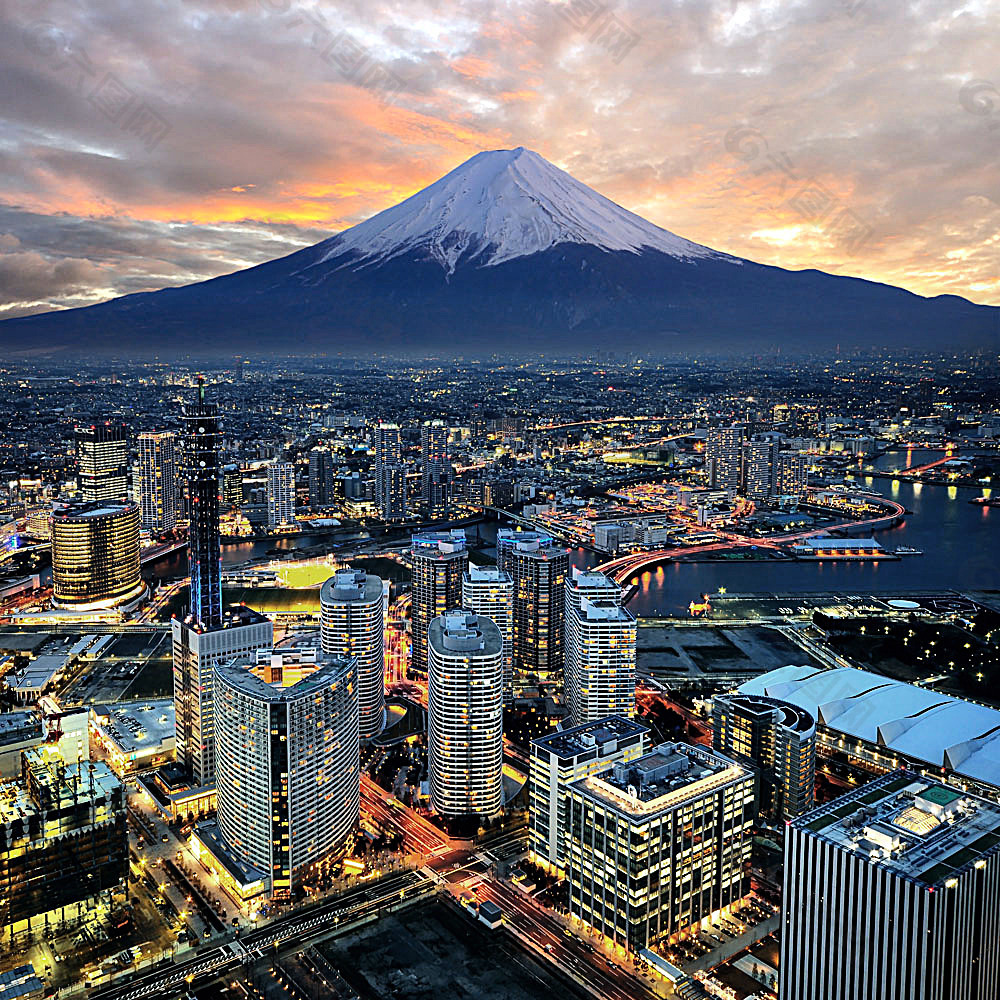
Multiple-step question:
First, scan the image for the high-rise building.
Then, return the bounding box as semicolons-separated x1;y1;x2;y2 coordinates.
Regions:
0;746;126;943
776;451;809;497
137;431;177;533
564;597;637;726
172;606;273;788
267;461;296;528
462;566;513;700
213;648;359;898
410;530;468;677
781;772;1000;1000
496;529;569;688
741;438;779;499
320;568;385;739
529;715;650;872
308;447;335;509
182;379;223;629
705;425;743;492
75;422;128;503
427;612;504;819
565;743;754;952
50;499;145;611
221;465;244;508
712;691;816;820
173;381;273;787
421;420;450;515
375;423;406;520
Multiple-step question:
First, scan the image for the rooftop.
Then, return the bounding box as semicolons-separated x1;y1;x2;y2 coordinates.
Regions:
216;647;354;702
90;700;175;756
578;597;635;623
412;529;467;554
532;714;650;760
573;742;750;815
320;568;383;604
794;770;1000;887
739;665;1000;789
429;611;503;656
464;565;512;584
51;499;138;520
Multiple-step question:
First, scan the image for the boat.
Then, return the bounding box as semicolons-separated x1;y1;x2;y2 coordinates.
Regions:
969;497;1000;508
893;546;923;556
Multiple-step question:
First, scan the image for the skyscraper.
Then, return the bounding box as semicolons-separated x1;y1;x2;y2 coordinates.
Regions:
267;461;296;528
496;529;569;688
76;422;128;503
183;379;222;629
564;597;637;726
375;422;406;520
427;611;503;819
421;420;449;515
712;691;816;820
320;568;385;739
462;566;513;700
173;381;273;787
741;437;779;499
137;431;177;533
705;425;743;492
410;529;468;677
776;451;809;497
782;772;1000;1000
213;648;359;898
308;447;335;508
50;499;145;611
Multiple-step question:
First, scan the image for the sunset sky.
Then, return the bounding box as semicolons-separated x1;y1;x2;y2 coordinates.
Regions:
1;0;997;318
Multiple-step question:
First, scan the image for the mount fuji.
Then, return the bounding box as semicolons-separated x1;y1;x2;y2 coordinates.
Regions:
2;147;995;356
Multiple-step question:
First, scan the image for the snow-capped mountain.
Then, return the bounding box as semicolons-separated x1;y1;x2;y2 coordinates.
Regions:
0;147;995;357
311;147;727;274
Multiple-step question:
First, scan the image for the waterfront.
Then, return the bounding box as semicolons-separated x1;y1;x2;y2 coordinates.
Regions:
624;450;996;616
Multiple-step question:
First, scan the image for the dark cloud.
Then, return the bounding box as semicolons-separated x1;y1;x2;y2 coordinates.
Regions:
0;0;995;317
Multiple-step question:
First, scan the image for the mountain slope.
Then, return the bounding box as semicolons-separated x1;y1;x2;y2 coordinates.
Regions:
1;147;995;357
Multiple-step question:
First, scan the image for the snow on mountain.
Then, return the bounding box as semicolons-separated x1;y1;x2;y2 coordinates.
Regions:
311;147;729;275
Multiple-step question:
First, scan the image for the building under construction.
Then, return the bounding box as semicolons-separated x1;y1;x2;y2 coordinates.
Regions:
0;746;126;943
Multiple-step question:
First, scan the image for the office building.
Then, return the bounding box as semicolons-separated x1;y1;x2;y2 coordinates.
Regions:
75;422;128;503
320;568;385;739
410;530;468;677
0;747;126;943
712;691;816;820
529;715;650;871
782;772;1000;1000
565;744;754;952
421;420;450;515
50;499;145;611
137;431;177;533
564;597;637;726
308;447;335;508
741;438;779;499
705;425;743;492
221;465;244;508
375;423;406;520
496;529;569;687
462;566;514;700
172;606;273;787
427;612;504;819
173;381;273;787
267;461;296;528
213;648;359;898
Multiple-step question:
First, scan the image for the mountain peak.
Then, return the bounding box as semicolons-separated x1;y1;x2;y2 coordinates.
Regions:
311;146;724;275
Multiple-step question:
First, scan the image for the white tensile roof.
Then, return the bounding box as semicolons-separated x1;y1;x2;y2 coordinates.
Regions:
739;665;1000;788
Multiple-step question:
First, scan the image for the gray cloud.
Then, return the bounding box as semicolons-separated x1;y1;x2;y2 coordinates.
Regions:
0;0;995;317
